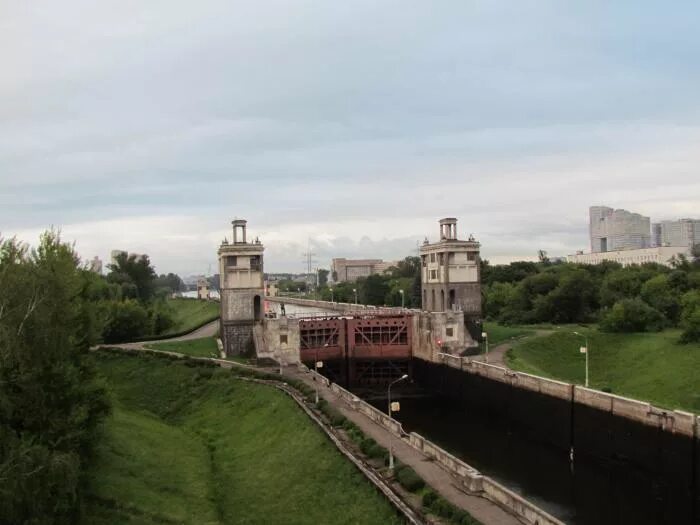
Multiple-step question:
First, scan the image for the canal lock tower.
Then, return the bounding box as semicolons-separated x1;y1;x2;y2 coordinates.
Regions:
218;219;264;356
420;218;482;350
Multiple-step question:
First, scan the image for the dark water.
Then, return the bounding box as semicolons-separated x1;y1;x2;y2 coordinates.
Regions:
361;380;698;525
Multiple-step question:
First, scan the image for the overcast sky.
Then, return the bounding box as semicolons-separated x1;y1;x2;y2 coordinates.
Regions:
2;1;699;275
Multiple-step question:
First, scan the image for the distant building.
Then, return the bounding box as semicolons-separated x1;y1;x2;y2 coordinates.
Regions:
331;258;399;283
89;256;103;274
567;246;690;268
590;206;651;253
265;281;278;297
652;219;700;249
197;278;210;300
420;218;481;316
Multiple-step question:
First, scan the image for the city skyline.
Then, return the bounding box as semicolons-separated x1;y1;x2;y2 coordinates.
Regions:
2;2;700;274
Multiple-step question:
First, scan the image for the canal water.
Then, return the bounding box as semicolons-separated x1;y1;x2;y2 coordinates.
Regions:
365;386;697;525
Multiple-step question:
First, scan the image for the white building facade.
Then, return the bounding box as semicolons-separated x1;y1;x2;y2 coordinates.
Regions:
590;206;651;253
568;246;690;268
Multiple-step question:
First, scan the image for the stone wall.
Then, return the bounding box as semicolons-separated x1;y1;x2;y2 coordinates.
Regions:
221;322;254;356
261;316;300;364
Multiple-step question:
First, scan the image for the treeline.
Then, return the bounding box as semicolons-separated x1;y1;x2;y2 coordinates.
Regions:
0;232;111;523
318;257;422;307
84;253;186;343
483;247;700;342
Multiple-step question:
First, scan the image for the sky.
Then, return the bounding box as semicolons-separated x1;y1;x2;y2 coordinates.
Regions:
2;1;699;275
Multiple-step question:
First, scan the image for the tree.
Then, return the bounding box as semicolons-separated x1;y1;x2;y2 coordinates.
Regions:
317;268;329;288
600;298;665;332
102;300;151;343
680;290;700;343
538;250;550;265
154;273;184;294
640;274;681;324
0;232;110;523
359;274;390;306
107;252;157;303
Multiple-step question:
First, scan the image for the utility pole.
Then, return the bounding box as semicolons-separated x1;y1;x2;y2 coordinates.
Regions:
301;238;317;294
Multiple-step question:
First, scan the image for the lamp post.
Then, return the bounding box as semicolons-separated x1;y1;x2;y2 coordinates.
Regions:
573;331;589;387
399;289;405;308
314;356;324;404
330;286;334;303
353;288;358;305
481;331;489;363
387;374;409;470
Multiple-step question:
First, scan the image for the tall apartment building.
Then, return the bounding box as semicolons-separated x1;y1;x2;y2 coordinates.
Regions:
590;206;651;253
652;219;700;249
330;258;398;283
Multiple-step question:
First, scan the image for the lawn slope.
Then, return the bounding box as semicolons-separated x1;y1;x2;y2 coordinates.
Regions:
162;298;219;335
507;328;700;412
84;352;402;524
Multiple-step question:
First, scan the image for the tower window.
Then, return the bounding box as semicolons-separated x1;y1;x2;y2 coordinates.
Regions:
430;253;436;263
280;334;288;344
430;270;437;279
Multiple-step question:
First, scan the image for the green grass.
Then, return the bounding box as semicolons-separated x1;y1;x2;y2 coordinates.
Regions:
145;336;219;357
482;322;533;346
84;351;403;524
507;328;700;413
162;298;219;335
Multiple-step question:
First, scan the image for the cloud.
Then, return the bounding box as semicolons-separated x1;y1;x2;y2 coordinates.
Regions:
2;1;700;274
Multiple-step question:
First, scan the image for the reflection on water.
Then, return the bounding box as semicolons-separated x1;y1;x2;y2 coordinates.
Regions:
365;390;697;525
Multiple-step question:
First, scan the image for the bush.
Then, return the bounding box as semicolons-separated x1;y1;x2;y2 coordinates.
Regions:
680;309;700;343
429;495;455;519
599;298;665;332
395;465;425;492
422;489;438;507
102;300;150;343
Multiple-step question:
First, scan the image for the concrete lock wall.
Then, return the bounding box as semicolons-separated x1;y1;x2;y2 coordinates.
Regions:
324;376;563;525
413;355;700;522
261;317;300;363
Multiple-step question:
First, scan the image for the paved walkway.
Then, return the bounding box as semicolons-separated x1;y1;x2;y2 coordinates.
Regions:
471;330;552;369
118;319;219;350
286;368;521;525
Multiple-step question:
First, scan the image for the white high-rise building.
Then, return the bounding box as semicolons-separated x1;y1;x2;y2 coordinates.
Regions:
589;206;651;253
652;219;700;249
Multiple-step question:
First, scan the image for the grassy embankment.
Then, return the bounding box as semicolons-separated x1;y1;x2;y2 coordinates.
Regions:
506;327;700;413
161;298;219;336
481;322;533;346
83;351;403;525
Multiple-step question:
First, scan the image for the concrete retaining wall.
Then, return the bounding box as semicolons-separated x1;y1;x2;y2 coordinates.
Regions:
437;354;699;438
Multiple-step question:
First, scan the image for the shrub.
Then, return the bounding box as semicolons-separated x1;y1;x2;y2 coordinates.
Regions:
680;309;700;343
396;465;425;492
429;495;455;519
599;298;665;332
422;490;438;507
102;300;150;342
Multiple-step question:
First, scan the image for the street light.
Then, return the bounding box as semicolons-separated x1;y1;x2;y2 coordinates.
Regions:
353;288;358;305
387;374;409;470
314;359;324;404
573;331;589;388
399;289;405;308
481;331;489;363
330;286;334;303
